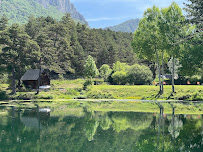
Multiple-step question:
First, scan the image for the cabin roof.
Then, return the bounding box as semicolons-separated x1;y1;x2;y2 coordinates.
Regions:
164;74;172;79
21;69;45;81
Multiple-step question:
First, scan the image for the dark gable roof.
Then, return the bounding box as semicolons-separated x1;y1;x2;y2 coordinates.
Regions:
21;69;45;81
164;74;172;79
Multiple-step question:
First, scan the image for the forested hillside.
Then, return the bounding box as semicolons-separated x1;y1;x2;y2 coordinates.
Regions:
0;0;88;25
106;19;140;33
0;14;136;79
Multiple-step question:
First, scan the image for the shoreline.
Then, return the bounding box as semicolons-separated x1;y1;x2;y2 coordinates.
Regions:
1;99;203;115
1;99;203;103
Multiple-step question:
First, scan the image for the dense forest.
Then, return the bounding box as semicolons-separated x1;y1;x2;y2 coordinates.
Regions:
0;13;136;79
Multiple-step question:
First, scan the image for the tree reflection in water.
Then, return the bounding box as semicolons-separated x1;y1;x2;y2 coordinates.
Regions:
0;105;203;152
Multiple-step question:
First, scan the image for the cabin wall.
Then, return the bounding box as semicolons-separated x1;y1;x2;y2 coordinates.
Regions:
23;77;50;89
23;80;38;89
41;75;50;86
22;70;50;89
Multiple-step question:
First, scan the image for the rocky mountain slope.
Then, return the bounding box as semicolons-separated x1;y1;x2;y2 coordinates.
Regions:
106;19;140;33
0;0;88;25
33;0;88;24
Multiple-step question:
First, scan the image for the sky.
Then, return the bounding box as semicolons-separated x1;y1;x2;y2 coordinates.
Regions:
71;0;188;28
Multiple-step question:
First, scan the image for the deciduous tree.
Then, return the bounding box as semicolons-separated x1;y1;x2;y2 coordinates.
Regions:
162;2;186;92
84;55;99;79
99;64;112;81
132;6;163;93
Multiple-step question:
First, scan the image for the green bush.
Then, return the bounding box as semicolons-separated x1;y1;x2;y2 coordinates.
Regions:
113;61;130;72
99;64;112;81
110;63;153;85
172;75;203;85
187;75;202;84
58;74;64;80
84;55;99;78
0;73;8;84
112;71;127;85
127;64;153;85
0;90;8;100
83;79;93;90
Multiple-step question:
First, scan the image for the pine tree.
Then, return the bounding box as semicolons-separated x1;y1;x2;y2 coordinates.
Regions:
25;16;39;39
0;24;40;94
0;15;8;31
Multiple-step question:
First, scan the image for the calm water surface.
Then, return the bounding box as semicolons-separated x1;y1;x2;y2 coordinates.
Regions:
0;104;203;152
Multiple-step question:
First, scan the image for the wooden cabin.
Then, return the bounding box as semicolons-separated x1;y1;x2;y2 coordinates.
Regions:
21;69;50;89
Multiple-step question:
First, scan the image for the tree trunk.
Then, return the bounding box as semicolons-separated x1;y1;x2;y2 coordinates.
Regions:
17;79;21;89
156;52;162;93
150;62;157;80
36;58;41;95
172;56;175;93
161;51;164;94
11;67;16;95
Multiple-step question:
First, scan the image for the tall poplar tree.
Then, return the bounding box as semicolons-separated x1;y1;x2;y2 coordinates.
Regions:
132;6;163;93
162;2;186;93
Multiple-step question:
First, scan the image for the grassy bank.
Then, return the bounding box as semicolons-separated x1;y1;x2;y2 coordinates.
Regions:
0;79;86;100
0;79;202;101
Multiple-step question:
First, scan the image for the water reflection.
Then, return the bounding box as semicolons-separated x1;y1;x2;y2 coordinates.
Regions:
21;107;50;129
0;105;203;152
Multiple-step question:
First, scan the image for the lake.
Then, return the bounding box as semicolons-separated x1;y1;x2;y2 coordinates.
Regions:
0;102;203;152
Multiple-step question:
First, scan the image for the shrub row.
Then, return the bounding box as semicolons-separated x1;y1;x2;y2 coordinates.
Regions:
111;64;153;85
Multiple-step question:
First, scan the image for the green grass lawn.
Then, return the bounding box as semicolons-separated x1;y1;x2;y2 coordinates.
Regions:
0;79;85;100
1;79;202;114
0;79;202;101
87;85;203;101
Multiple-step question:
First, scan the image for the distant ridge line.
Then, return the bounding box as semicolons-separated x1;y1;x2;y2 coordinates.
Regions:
105;19;140;33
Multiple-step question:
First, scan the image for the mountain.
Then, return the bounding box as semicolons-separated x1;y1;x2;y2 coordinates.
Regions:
106;19;140;33
0;0;88;25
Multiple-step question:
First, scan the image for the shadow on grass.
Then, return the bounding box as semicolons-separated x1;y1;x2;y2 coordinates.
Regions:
167;93;174;100
155;91;163;99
